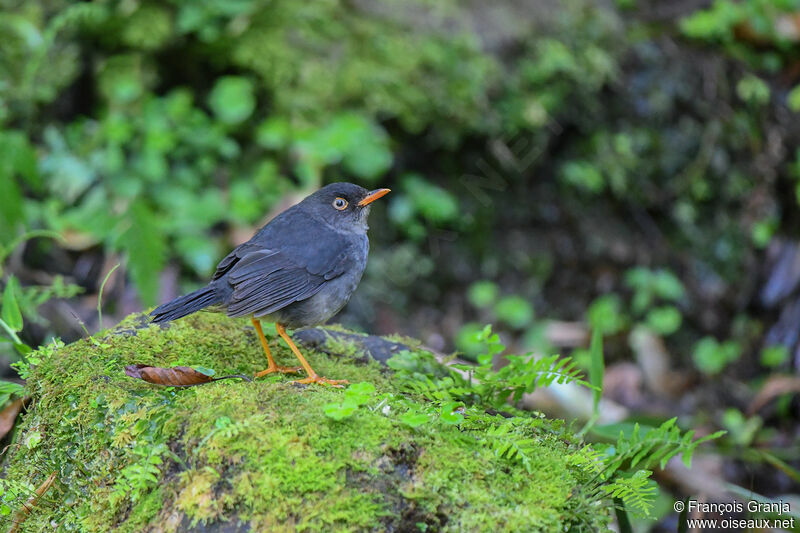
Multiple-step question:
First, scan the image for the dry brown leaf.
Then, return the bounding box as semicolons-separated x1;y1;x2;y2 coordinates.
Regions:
8;471;57;533
0;398;24;441
124;365;251;387
747;375;800;415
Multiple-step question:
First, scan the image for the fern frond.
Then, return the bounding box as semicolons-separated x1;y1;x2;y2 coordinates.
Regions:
601;418;725;480
398;375;458;401
567;445;606;476
601;470;656;518
478;419;537;473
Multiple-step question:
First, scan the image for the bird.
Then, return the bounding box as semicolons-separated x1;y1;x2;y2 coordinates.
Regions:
150;182;390;387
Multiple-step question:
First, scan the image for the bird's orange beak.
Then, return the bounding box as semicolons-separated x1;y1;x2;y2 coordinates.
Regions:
358;188;391;206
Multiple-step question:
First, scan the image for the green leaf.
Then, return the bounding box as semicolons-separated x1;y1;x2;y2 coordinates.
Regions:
0;380;24;408
400;411;429;428
0;130;39;187
323;402;357;421
344;140;393;180
0;173;24;243
561;160;604;193
344;382;376;406
494;296;534;329
439;402;464;425
752;217;778;248
644;306;682;335
403;174;459;224
760;345;789;368
454;323;489;361
229;180;262;224
322;382;375;421
208;76;256;125
474;324;505;365
680;1;741;40
40;127;96;204
587;294;626;335
736;75;770;107
117;200;167;306
24;431;42;449
175;234;222;276
347;382;375;397
692;337;741;375
788;85;800;112
193;366;216;377
13;342;32;356
98;54;145;104
467;281;499;309
2;276;23;332
256;117;291;149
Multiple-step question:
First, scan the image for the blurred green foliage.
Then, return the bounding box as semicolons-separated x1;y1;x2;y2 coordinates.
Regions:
681;0;800;69
0;232;82;365
0;0;628;308
467;281;500;310
722;408;763;447
760;344;790;368
588;294;627;336
692;336;742;375
457;281;540;359
0;0;493;305
389;174;461;240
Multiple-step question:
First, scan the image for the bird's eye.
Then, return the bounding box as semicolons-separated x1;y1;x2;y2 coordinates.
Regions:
333;197;348;210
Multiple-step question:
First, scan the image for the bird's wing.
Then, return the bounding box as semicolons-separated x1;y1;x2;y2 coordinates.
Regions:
212;242;258;281
212;208;330;281
221;245;351;318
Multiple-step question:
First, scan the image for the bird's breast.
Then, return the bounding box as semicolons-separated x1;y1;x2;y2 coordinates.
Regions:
266;236;369;329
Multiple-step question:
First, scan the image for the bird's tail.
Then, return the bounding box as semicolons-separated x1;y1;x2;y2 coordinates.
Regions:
150;286;219;323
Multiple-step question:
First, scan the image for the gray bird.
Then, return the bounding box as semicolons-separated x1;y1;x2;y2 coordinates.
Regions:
150;183;390;386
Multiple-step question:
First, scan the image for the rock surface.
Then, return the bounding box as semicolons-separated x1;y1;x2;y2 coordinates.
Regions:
0;312;608;532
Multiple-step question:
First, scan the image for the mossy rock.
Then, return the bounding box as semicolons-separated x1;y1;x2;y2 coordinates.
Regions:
0;312;609;532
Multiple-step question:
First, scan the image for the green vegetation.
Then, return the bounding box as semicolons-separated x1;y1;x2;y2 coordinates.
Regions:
692;336;743;375
388;326;722;520
0;232;81;383
1;313;614;532
0;0;491;305
681;0;800;68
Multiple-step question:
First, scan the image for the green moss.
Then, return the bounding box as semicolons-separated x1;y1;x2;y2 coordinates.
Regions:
0;312;608;532
314;333;365;360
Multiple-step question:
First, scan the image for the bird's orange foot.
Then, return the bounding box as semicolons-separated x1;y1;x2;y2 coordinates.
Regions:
254;365;303;378
291;375;349;388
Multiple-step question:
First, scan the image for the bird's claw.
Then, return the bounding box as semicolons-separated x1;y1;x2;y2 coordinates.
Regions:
254;365;303;378
291;375;349;388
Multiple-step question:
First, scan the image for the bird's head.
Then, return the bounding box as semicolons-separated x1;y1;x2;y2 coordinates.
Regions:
302;182;390;232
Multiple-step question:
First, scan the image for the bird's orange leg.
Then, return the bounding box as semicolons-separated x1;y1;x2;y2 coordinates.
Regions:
275;323;348;388
252;318;302;377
